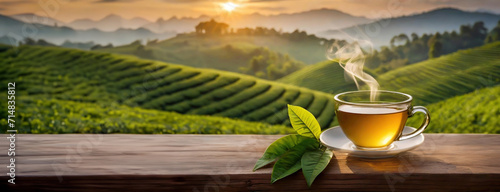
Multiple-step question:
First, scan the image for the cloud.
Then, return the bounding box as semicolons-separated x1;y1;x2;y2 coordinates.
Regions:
159;0;288;3
94;0;137;3
247;0;288;2
161;0;205;3
262;6;287;11
0;0;31;6
246;5;287;11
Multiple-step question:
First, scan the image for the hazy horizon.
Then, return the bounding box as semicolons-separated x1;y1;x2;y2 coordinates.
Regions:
1;0;500;23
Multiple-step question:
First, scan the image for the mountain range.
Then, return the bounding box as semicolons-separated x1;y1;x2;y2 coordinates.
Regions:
219;8;372;34
320;8;500;47
11;13;65;26
7;9;372;34
67;14;152;31
143;15;212;33
0;14;175;46
2;8;500;48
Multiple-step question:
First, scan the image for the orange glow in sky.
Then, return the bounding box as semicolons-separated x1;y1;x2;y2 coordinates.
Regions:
0;0;499;23
221;2;239;12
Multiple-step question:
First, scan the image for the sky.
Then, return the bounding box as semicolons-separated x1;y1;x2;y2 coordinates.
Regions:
1;0;500;22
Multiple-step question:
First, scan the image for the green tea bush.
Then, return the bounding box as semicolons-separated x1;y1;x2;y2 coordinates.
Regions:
407;86;500;133
115;66;176;89
264;91;313;125
171;79;253;111
218;86;285;117
306;94;328;117
141;73;219;108
317;99;336;129
242;88;300;121
191;83;270;115
378;42;500;105
0;45;337;131
0;97;294;134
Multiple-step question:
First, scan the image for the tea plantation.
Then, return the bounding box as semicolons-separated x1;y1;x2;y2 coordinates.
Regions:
406;85;500;133
280;42;500;105
378;42;500;105
0;97;293;134
0;44;338;133
279;42;500;133
277;60;359;94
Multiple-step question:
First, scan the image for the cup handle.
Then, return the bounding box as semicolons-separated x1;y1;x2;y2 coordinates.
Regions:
397;106;430;141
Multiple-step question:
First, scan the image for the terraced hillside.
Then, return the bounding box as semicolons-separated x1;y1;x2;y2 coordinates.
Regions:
280;42;500;104
0;97;293;134
378;42;500;105
406;85;500;134
96;36;305;79
277;60;359;94
97;34;332;67
95;34;337;80
0;44;338;129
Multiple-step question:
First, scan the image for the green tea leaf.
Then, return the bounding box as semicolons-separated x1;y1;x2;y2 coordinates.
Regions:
271;138;318;183
254;134;315;171
301;148;333;187
288;104;321;141
271;159;302;183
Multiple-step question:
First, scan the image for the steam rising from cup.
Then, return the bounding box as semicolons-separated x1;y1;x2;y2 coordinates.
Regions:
327;39;380;102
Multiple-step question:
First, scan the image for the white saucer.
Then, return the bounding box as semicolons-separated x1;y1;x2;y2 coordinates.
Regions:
320;126;424;158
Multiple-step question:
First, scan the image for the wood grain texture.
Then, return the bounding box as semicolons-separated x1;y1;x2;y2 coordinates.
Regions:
1;134;500;191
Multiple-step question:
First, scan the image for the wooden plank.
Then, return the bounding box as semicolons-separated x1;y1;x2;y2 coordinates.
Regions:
1;134;500;191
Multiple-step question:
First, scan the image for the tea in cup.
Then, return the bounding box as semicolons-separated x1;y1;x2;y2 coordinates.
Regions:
334;90;430;149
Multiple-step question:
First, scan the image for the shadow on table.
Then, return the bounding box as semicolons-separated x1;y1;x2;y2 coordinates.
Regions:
343;151;473;174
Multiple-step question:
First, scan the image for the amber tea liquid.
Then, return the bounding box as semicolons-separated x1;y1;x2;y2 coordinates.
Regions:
337;105;408;148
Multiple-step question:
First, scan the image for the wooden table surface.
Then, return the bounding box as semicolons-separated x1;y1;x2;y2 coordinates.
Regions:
1;134;500;191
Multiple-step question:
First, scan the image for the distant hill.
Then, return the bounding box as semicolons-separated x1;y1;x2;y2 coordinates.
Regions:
220;8;372;34
56;8;371;35
0;44;338;129
0;14;174;45
320;8;500;47
95;33;339;79
67;14;152;31
11;13;65;26
143;15;211;34
5;9;371;41
277;61;359;94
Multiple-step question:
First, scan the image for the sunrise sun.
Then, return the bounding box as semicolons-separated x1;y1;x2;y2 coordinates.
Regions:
221;2;239;12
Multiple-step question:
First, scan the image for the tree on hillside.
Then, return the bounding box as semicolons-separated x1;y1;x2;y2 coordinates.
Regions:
90;43;113;50
460;25;473;38
289;29;308;41
255;27;266;36
427;32;441;48
147;39;159;46
390;34;410;48
472;21;488;40
195;19;229;36
22;38;56;47
366;21;495;73
429;41;442;58
236;27;254;35
411;33;419;41
242;47;304;80
250;55;265;73
486;20;500;43
379;46;398;63
134;45;153;58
